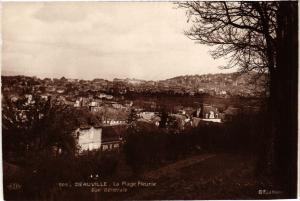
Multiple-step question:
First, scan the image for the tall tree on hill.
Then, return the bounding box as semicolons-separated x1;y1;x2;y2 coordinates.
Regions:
177;1;298;196
127;108;138;127
158;108;169;128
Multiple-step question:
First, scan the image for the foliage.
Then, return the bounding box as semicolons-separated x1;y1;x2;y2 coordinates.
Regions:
158;108;168;128
127;108;138;127
123;114;262;174
2;95;79;165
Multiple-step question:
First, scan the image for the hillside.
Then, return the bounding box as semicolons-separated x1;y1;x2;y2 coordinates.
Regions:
158;72;267;96
2;72;268;98
113;72;268;97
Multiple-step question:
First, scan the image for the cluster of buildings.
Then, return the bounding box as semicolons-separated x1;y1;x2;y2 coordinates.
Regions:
73;104;229;153
2;75;262;155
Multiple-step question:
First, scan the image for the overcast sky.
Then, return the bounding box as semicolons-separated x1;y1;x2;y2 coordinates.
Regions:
2;2;237;81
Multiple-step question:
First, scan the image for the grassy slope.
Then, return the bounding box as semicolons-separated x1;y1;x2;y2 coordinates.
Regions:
19;153;285;200
113;153;285;200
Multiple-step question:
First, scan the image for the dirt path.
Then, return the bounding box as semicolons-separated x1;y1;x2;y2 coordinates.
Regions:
119;153;284;200
144;153;216;179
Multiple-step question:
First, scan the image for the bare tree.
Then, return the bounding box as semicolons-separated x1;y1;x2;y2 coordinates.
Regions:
178;2;277;75
177;1;298;197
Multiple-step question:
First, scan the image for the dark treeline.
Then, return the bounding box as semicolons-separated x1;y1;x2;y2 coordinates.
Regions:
117;92;265;112
124;112;264;174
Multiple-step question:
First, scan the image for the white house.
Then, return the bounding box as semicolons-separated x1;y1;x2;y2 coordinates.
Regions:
103;119;126;125
139;111;156;121
98;93;113;100
75;125;124;153
57;89;65;94
76;126;102;152
74;100;81;107
24;94;35;105
220;90;227;95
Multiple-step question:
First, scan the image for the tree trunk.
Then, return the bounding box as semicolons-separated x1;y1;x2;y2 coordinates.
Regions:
272;2;298;197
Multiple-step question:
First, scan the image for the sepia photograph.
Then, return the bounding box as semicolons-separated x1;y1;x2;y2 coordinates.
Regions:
1;1;298;200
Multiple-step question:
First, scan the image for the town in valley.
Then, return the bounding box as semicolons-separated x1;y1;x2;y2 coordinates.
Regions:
2;73;265;153
2;1;297;200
